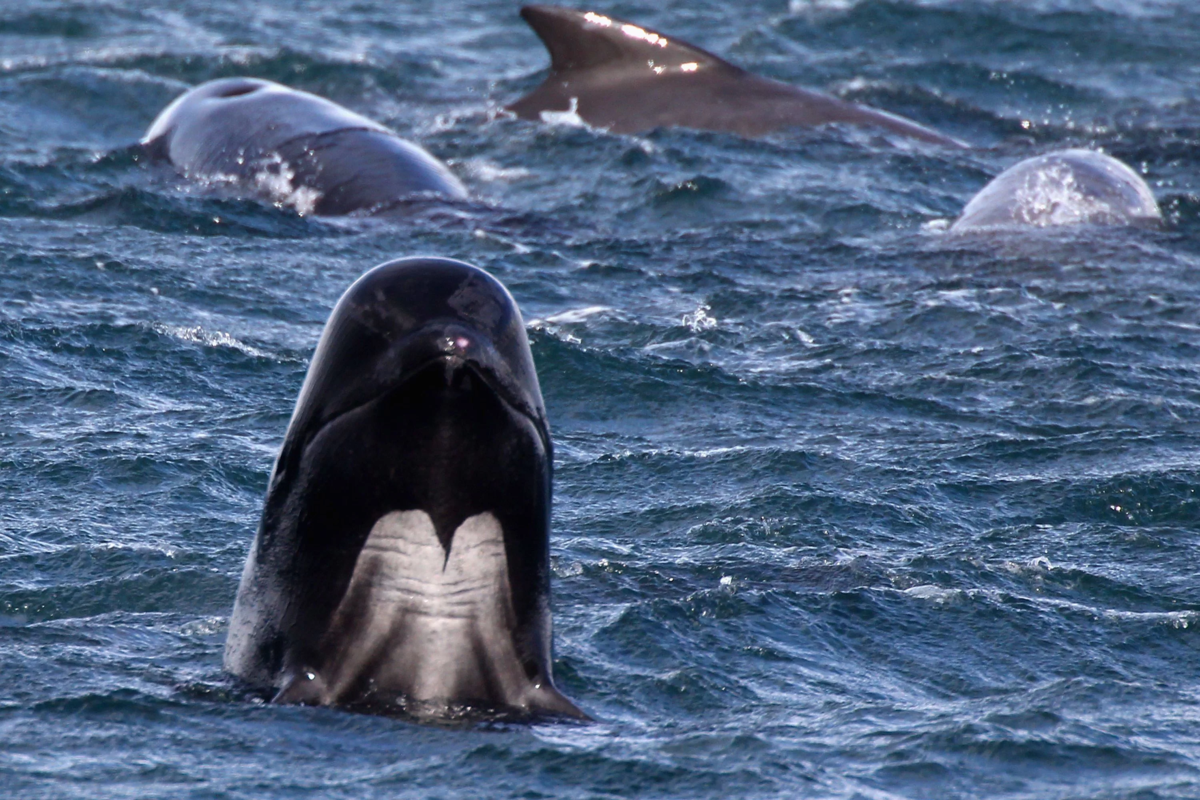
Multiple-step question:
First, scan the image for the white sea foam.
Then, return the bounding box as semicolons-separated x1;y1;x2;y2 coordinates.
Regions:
539;97;590;128
904;585;961;602
461;158;532;183
177;616;227;637
538;306;612;325
153;323;270;359
789;0;858;11
1011;163;1116;226
682;304;718;332
249;153;322;216
471;228;532;253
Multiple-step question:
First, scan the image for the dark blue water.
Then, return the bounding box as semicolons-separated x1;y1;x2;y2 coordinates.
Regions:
2;1;1199;797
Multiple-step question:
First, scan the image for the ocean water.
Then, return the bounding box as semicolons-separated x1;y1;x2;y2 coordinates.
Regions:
2;0;1199;797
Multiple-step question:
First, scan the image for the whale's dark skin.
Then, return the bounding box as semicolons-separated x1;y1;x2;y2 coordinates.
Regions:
143;78;467;215
506;5;965;146
225;257;584;720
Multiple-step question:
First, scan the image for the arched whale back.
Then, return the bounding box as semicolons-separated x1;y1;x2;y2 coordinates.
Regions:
143;78;467;214
225;257;583;720
506;5;964;146
952;149;1161;232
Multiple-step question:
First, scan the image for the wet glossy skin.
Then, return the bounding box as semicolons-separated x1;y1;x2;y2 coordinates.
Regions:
225;257;582;719
143;78;467;214
507;5;965;145
952;149;1161;231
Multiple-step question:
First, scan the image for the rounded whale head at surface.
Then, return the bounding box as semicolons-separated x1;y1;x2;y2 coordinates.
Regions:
142;77;467;215
224;257;586;721
951;149;1161;232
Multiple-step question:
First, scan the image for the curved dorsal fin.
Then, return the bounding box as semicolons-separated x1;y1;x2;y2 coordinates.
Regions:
519;5;734;74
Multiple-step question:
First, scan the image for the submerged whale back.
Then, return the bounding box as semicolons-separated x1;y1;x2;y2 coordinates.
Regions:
273;129;468;214
952;149;1161;231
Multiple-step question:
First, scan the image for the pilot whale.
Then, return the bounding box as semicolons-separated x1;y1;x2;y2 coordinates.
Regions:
224;256;584;720
951;149;1161;232
143;78;467;215
506;5;964;146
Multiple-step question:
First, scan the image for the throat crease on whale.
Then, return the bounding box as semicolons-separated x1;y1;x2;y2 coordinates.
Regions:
506;4;966;146
224;256;586;721
142;78;467;216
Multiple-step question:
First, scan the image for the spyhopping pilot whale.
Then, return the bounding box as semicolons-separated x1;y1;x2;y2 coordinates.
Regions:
225;256;585;721
506;5;965;146
143;78;467;215
952;149;1161;232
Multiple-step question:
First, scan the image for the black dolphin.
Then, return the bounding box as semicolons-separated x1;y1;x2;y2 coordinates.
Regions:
143;78;466;215
506;5;965;146
225;257;584;720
